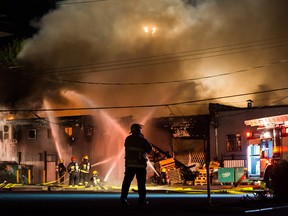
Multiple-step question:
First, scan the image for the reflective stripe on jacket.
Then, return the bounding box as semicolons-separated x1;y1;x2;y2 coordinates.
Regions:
124;134;152;168
79;162;90;173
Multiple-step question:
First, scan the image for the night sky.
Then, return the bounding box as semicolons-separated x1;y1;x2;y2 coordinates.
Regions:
0;0;61;37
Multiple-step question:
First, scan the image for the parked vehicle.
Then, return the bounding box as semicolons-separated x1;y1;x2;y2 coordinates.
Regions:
245;114;288;187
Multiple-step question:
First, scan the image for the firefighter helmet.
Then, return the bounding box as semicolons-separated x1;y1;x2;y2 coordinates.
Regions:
59;159;64;163
83;155;89;160
71;156;76;161
92;170;98;175
130;123;143;133
161;168;167;173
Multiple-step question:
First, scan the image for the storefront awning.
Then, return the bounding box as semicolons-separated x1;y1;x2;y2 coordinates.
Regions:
245;114;288;127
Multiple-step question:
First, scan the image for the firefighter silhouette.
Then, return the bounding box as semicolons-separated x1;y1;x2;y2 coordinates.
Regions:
56;159;66;185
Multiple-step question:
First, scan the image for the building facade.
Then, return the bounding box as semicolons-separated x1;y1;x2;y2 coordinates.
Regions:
1;102;288;185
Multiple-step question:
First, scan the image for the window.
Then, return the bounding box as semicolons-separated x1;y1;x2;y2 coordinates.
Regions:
85;127;93;136
3;125;9;140
64;127;73;136
47;128;52;139
226;134;241;152
28;129;36;139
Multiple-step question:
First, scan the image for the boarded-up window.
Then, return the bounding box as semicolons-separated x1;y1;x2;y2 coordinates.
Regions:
28;129;36;139
226;134;241;152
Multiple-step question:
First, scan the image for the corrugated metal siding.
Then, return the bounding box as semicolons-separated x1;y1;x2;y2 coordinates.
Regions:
224;159;245;167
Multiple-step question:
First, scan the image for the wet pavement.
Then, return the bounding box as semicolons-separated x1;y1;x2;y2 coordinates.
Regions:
1;183;288;215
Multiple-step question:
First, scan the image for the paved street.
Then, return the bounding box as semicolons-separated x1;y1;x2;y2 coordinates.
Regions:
1;185;288;216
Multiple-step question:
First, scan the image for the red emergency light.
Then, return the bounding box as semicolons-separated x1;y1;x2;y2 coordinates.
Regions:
246;131;253;139
282;127;288;136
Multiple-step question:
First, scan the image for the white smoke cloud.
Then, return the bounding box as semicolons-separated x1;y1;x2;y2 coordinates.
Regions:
15;0;288;119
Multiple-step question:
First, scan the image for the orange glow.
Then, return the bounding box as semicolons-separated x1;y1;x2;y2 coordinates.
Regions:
273;146;282;154
246;131;253;139
267;159;272;165
143;26;149;33
282;146;288;153
282;127;288;135
6;114;15;120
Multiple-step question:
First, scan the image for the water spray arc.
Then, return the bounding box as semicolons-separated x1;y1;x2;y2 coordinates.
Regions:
57;90;161;185
44;100;71;163
61;90;128;185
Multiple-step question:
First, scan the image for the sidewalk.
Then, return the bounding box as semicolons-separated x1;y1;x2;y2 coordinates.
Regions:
0;181;262;195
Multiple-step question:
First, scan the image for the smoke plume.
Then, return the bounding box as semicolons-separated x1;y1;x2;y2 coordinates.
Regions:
4;0;288;119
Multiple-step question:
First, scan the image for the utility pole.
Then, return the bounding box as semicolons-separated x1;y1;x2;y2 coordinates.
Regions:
205;136;211;206
44;151;47;183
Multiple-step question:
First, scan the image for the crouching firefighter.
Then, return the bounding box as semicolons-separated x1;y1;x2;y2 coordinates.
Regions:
90;170;105;189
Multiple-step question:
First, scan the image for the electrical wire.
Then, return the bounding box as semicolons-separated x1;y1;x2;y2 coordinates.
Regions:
57;0;108;5
29;36;288;78
7;37;288;87
56;59;288;85
1;86;288;112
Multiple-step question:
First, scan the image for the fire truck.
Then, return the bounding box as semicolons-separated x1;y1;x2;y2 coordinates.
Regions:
244;114;288;186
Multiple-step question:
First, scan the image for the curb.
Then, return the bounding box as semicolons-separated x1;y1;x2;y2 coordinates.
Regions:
244;204;288;213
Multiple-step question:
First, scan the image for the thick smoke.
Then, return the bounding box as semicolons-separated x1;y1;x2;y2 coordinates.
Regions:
9;0;288;118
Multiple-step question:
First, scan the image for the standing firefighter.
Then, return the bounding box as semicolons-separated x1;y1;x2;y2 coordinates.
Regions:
120;123;152;206
67;156;79;186
79;155;91;187
56;159;66;185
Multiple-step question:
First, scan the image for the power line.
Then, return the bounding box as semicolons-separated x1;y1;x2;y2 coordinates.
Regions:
1;86;288;112
211;96;288;108
218;95;288;118
57;0;108;5
31;36;288;77
9;36;287;86
56;58;288;85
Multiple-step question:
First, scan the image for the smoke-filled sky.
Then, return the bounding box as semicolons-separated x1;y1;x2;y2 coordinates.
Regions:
4;0;288;119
